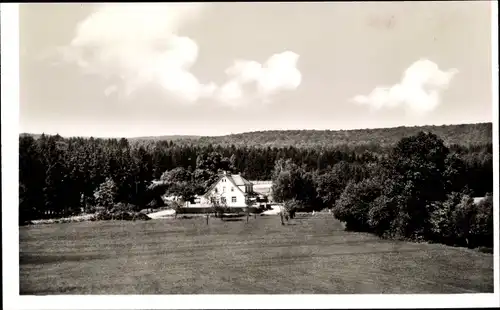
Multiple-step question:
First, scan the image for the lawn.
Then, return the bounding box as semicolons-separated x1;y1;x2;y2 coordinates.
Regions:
19;213;493;294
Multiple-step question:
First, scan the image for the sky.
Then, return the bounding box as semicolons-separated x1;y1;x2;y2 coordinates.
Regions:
19;2;493;137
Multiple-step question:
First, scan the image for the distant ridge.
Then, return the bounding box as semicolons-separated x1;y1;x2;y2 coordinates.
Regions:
20;122;492;148
129;135;201;141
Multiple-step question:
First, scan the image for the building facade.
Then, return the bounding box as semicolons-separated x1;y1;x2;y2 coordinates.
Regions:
199;172;256;208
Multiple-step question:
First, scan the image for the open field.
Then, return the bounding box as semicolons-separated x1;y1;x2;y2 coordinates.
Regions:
20;213;493;294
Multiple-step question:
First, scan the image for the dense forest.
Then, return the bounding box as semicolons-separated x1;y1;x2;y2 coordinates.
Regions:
21;122;492;148
270;131;494;249
19;123;493;248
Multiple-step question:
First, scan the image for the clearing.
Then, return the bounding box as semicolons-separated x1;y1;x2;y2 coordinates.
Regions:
19;213;493;294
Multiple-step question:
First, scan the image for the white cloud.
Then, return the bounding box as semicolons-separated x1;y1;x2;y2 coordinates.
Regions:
64;3;212;102
63;4;302;106
217;51;302;105
352;59;458;114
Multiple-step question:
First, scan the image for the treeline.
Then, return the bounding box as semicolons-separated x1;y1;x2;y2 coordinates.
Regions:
125;122;493;148
21;122;492;149
271;132;494;249
19;129;492;226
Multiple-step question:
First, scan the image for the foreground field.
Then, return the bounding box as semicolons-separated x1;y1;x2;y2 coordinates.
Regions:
19;214;493;294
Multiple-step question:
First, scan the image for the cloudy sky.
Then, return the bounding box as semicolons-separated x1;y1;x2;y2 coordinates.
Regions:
20;2;493;137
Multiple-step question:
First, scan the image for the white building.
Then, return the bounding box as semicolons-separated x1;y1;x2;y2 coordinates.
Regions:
199;172;257;208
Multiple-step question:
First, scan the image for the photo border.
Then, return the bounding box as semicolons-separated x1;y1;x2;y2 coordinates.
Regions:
2;3;499;309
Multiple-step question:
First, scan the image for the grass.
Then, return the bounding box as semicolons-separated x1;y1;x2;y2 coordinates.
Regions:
19;213;493;294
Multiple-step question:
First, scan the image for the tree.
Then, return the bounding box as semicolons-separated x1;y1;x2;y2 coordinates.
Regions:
208;193;229;220
160;167;192;183
16;127;492;231
244;197;257;222
428;191;464;245
271;159;317;208
470;193;493;247
145;182;167;209
170;199;184;219
443;153;467;193
193;168;218;193
42;136;66;217
195;152;232;173
333;178;383;232
451;194;475;247
94;178;118;209
19;136;45;221
283;199;300;220
314;161;356;210
271;159;301;202
383;132;451;239
367;194;397;237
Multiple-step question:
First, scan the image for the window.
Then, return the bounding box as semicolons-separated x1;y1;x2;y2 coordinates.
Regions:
223;186;226;192
221;197;226;204
232;197;237;203
231;187;234;192
214;188;218;193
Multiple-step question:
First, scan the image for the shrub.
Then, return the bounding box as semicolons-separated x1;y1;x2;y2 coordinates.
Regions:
132;212;151;221
110;202;137;213
283;199;301;219
95;210;151;221
213;206;229;219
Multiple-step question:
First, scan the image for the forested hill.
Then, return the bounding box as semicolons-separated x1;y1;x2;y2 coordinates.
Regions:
132;122;492;148
22;122;492;148
191;123;492;148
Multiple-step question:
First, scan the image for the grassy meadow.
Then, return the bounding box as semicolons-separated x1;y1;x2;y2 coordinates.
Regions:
20;213;493;294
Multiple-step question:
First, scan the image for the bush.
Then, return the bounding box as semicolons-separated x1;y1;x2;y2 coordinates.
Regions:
110;202;137;213
95;210;151;221
133;212;152;221
212;204;229;219
283;199;301;219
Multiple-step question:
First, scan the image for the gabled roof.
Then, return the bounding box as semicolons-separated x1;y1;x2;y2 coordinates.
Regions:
230;174;252;186
203;173;253;197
